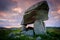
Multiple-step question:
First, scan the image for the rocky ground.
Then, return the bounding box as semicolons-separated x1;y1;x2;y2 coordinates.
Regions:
0;27;60;40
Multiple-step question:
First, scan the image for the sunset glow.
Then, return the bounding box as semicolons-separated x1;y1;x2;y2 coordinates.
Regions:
0;0;60;28
12;7;22;13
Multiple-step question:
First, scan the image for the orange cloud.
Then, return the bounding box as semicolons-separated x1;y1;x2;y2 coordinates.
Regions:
50;10;60;18
0;11;20;19
12;7;22;13
0;11;18;23
57;9;60;14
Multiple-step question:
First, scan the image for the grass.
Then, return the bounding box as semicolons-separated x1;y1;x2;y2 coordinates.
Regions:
0;27;60;40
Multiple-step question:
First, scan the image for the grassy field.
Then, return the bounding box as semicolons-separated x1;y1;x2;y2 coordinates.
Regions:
0;27;60;40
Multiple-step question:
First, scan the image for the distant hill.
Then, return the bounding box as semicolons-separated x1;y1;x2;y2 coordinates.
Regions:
46;27;60;29
0;27;60;29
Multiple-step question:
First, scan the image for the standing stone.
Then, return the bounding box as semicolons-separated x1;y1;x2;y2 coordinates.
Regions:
34;20;46;35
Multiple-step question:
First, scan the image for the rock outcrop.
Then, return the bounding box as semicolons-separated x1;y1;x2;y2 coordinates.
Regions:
21;1;49;35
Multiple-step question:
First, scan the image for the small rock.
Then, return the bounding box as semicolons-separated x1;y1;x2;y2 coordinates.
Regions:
14;36;20;38
21;30;34;36
8;32;15;37
21;31;26;34
25;30;34;36
36;36;41;40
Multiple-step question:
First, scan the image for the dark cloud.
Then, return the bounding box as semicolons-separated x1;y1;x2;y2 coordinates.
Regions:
0;0;16;11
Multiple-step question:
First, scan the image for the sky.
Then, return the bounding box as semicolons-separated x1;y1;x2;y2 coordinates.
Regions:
0;0;60;28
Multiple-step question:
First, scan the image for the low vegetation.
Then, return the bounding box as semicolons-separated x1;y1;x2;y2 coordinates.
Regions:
0;27;60;40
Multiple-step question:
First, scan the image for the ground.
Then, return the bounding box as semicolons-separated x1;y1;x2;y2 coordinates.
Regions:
0;27;60;40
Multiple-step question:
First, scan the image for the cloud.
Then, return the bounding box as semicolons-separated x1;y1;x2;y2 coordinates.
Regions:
5;25;22;28
45;9;60;27
11;7;22;13
0;0;60;27
0;0;17;11
57;10;60;14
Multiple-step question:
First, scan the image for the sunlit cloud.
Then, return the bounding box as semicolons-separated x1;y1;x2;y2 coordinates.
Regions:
0;0;60;27
57;10;60;14
5;25;22;28
12;7;22;13
54;16;60;19
0;11;18;19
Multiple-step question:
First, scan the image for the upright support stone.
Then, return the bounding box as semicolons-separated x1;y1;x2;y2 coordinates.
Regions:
34;20;46;35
